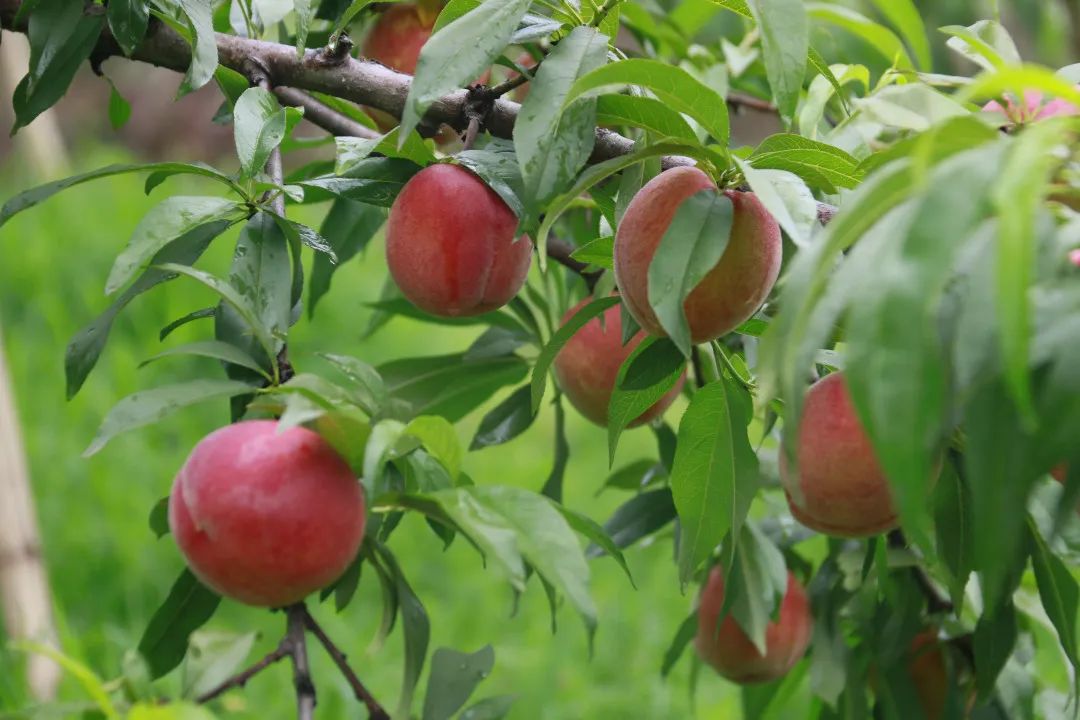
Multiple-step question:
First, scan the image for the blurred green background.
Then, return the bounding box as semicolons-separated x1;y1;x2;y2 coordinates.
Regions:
1;0;1077;716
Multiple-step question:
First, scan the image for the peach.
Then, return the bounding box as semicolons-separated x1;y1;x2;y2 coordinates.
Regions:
387;164;532;316
553;297;685;427
169;421;366;607
1069;249;1080;268
613;167;782;344
779;372;900;537
908;632;950;720
695;567;812;684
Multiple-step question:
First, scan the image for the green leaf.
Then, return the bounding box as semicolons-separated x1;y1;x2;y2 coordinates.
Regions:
747;0;808;121
379;353;529;422
724;522;787;655
845;144;1005;551
0;162;241;228
569;236;614;270
106;196;246;294
293;0;315;55
335;130;436;174
852;84;968;131
139;340;271;379
940;20;1020;71
933;459;973;610
564;59;729;147
470;386;536;451
148;496;170;539
107;80;133;131
176;0;218;95
465;326;533;362
867;0;929;70
734;160;818;248
11;0;105;132
540;397;569;503
589;488;676;554
647;190;734;356
660;612;697;677
453;149;526;220
388;486;596;643
991;119;1074;426
309;200;386;316
807;3;913;70
607;338;686;463
319;353;388;415
212;213;292;371
138;570;221;679
404;416;463;480
233;87;288;178
672;377;760;586
159;308;216;341
180;631;257;699
554;504;634;587
1027;516;1079;679
458;696;516;720
298;158;423;207
599;459;666;494
65;222;227;399
108;0;150;55
595;95;698;143
13;642;119;719
530;296;621;412
708;0;751;18
748;133;862;191
401;0;534;139
268;212;335;260
373;544;430;720
84;379;256;457
973;599;1017;700
515;27;609;217
421;645;495;720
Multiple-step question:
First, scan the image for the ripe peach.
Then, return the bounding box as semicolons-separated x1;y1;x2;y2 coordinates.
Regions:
169;421;366;607
779;372;900;537
613;167;782;344
908;632;950;720
386;164;532;317
695;567;812;684
553;297;685;427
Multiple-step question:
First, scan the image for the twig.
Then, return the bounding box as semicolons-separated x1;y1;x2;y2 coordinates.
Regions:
461;115;481;151
727;91;777;114
285;605;317;720
0;0;840;225
195;643;291;704
485;69;532;100
302;606;390;720
274;87;381;139
546;236;601;291
887;530;954;614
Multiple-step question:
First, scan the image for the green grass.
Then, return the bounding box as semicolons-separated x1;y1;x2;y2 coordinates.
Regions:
0;145;743;719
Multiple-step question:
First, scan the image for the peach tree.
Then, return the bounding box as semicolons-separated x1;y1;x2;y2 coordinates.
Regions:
1;0;1079;718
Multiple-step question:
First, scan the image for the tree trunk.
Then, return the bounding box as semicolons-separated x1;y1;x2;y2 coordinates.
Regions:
0;321;60;701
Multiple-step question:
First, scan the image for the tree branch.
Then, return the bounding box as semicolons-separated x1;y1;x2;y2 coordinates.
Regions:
195;643;291;704
285;605;317;720
301;606;390;720
727;91;777;114
274;87;381;140
0;0;837;223
546;236;601;290
887;530;954;614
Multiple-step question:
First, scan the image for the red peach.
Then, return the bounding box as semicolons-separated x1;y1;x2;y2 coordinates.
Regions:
779;372;899;538
613;167;782;344
169;421;366;607
553;297;685;427
695;567;813;684
362;4;433;75
908;632;950;720
386;164;532;317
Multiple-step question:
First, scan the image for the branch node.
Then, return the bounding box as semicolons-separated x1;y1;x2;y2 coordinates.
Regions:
312;32;354;68
244;56;274;90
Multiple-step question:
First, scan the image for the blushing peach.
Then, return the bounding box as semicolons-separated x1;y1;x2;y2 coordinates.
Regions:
386;164;532;317
169;421;366;607
779;372;899;538
614;167;782;344
695;567;812;684
553;297;685;427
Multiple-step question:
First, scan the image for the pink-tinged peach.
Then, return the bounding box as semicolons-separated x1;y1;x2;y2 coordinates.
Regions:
386;164;532;317
1068;249;1080;268
779;372;899;538
553;297;685;427
362;4;433;75
614;167;782;344
169;421;366;607
695;567;812;684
